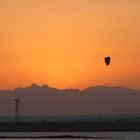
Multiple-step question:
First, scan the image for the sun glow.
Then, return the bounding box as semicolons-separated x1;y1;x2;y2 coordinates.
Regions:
0;0;140;90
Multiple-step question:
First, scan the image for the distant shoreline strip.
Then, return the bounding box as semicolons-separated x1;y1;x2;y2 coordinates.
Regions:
0;135;111;139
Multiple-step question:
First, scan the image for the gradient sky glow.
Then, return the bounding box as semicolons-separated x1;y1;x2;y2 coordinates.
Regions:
0;0;140;90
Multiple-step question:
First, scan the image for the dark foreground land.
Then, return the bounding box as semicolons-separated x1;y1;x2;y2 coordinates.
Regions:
0;122;140;132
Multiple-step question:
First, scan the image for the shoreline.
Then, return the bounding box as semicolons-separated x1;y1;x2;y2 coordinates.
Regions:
0;135;111;139
0;122;140;132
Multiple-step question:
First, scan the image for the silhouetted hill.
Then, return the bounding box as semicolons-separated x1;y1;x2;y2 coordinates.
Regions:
0;84;139;116
83;86;137;94
0;90;11;94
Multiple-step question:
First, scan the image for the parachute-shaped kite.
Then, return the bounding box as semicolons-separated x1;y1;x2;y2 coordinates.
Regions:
105;56;111;66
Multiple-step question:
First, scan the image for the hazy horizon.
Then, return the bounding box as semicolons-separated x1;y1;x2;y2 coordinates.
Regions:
0;84;139;116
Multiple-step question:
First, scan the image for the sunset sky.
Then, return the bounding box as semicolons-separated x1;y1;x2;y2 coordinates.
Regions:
0;0;140;90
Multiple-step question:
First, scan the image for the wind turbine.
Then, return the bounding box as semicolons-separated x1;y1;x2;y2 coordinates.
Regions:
14;93;21;123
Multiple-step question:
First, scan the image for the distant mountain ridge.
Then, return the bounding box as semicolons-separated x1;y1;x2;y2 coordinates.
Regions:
0;84;139;116
0;84;138;93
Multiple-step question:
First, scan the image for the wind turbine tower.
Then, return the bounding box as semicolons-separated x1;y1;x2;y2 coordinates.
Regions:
14;95;20;122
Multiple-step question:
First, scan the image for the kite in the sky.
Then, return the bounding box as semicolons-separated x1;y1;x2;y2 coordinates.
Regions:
105;56;111;66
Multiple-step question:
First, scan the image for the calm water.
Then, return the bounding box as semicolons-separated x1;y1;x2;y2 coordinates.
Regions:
0;132;140;140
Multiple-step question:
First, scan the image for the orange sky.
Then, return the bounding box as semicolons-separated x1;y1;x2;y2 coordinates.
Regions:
0;0;140;90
